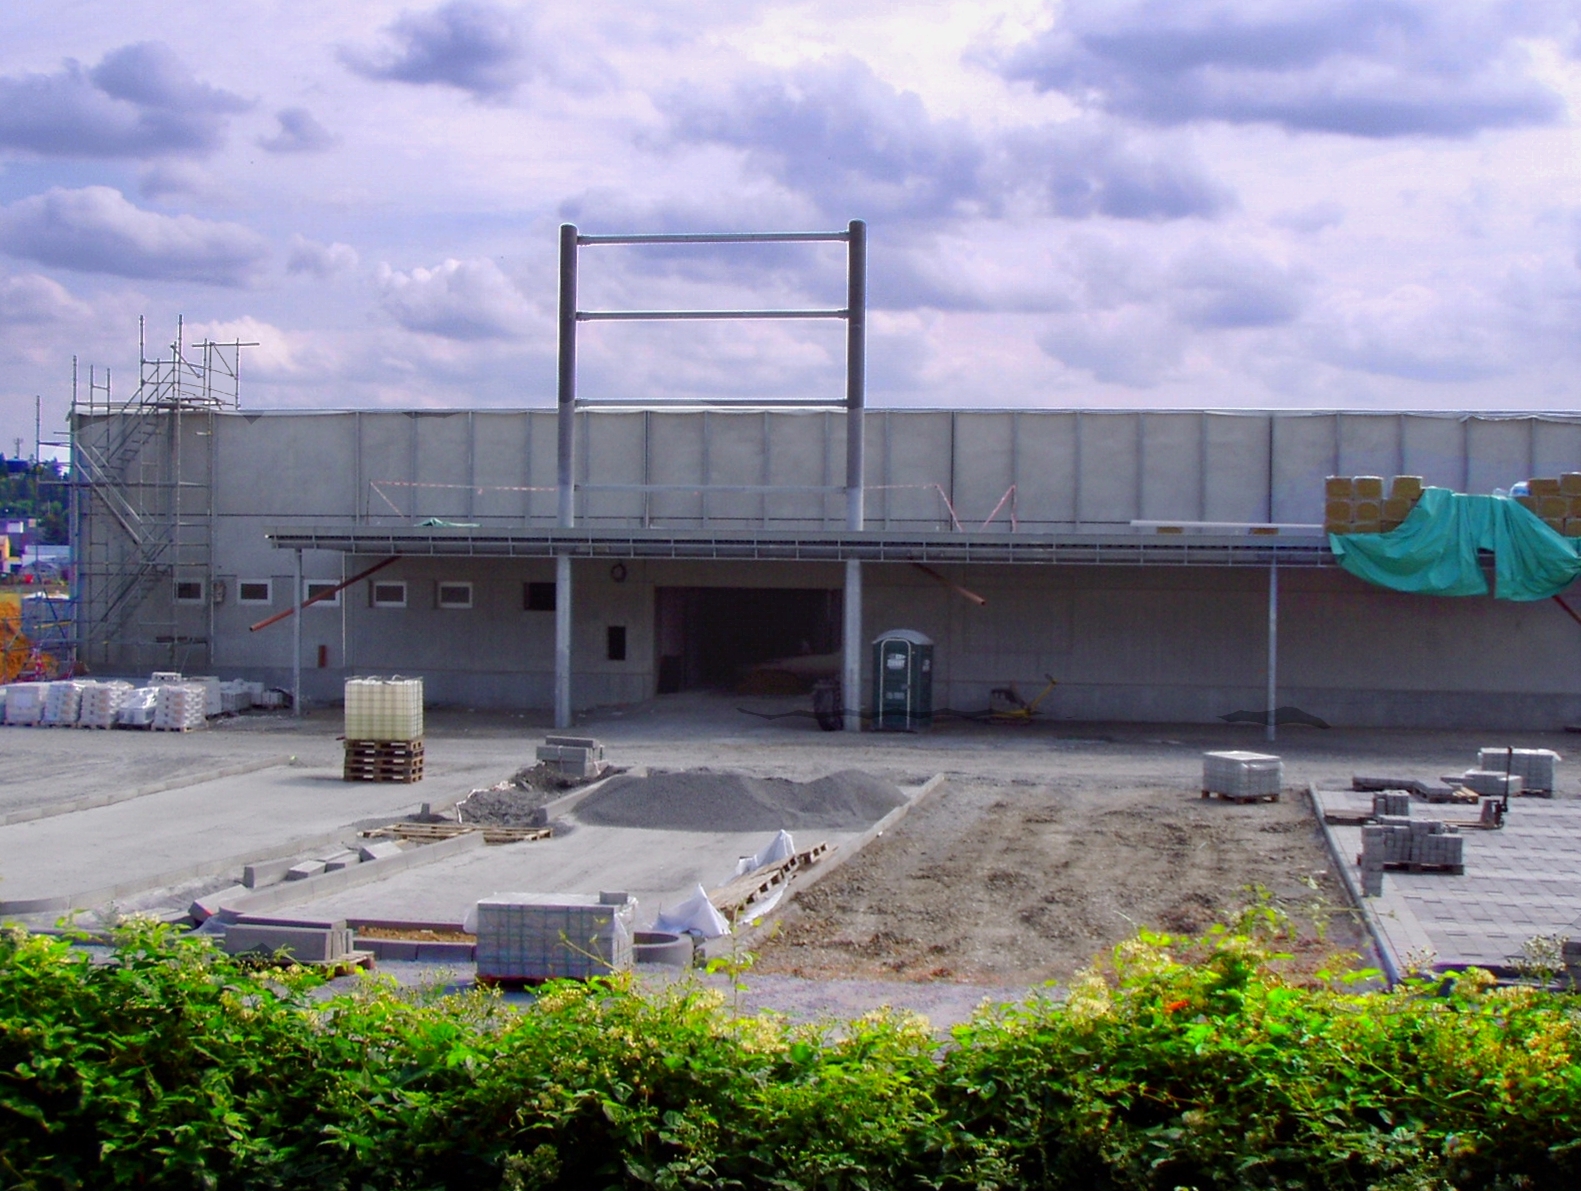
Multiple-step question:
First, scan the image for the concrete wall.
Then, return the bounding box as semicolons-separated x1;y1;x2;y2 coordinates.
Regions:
77;406;1581;725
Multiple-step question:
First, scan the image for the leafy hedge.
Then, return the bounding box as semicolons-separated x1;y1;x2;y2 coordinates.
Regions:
2;915;1577;1190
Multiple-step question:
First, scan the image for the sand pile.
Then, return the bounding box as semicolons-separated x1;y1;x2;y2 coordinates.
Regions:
572;769;907;833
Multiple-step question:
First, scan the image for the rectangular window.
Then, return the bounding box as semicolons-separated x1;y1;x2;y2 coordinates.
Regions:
237;580;272;605
607;625;627;661
174;579;205;604
524;581;556;611
370;581;407;608
437;581;473;610
303;580;341;607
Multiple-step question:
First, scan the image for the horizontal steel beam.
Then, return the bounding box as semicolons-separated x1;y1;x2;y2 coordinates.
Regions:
576;231;850;245
576;308;847;321
264;525;1338;568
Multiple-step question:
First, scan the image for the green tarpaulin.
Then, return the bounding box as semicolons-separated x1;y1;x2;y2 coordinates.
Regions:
1329;487;1581;601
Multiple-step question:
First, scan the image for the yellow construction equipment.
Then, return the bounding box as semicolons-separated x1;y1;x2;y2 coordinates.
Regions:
988;673;1058;724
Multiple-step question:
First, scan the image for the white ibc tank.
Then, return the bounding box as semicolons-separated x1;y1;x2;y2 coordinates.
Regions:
344;677;424;741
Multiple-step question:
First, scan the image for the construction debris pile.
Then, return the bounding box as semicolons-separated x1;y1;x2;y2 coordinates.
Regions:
574;769;907;833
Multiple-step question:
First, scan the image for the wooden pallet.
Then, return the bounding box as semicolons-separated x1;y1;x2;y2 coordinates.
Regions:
1382;861;1465;875
708;842;829;922
152;722;207;733
1201;789;1280;803
344;738;425;783
237;950;376;976
361;821;551;846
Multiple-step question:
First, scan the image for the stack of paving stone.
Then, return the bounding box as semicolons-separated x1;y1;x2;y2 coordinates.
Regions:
222;919;355;964
1201;751;1283;801
475;891;634;982
1359;818;1464;895
537;734;606;779
1450;769;1523;799
1513;474;1581;535
152;682;208;731
1475;747;1559;796
1324;475;1424;535
1371;790;1412;818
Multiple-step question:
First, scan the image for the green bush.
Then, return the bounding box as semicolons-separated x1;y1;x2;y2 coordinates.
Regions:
1;917;1577;1190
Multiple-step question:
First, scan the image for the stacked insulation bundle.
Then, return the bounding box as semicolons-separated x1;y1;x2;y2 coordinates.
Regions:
153;682;208;731
116;687;158;727
1324;475;1424;535
1513;474;1581;535
40;681;84;726
77;680;133;728
3;684;44;725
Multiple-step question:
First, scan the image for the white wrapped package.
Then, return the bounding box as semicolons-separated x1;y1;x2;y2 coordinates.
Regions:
78;681;132;728
4;683;44;725
116;687;158;727
654;884;731;940
40;681;84;725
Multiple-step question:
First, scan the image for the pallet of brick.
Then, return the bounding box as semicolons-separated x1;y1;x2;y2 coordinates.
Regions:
39;681;84;726
152;682;207;731
1477;747;1559;795
4;682;44;725
1201;751;1282;801
343;738;425;782
344;677;424;741
474;892;635;983
536;734;605;778
1360;820;1464;877
1371;790;1412;818
76;680;132;728
1450;769;1522;799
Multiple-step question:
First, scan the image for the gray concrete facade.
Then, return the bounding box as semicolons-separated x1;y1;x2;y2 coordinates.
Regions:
74;407;1581;726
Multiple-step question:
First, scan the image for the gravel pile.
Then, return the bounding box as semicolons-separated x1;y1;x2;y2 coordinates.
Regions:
454;763;621;827
572;769;908;833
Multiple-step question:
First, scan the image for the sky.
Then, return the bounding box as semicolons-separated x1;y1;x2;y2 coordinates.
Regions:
1;0;1579;456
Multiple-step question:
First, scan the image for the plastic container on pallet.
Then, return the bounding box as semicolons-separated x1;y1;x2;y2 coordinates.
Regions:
1202;751;1283;798
344;677;424;742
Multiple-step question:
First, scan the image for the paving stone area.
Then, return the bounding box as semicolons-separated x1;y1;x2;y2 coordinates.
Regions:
1315;789;1581;978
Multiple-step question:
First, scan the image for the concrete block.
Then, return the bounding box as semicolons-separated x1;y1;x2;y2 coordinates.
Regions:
285;860;327;881
243;858;298;889
223;923;352;962
357;840;404;862
1476;748;1558;794
320;850;360;872
189;884;249;923
1458;770;1523;798
475;892;635;980
545;734;602;754
1202;751;1282;797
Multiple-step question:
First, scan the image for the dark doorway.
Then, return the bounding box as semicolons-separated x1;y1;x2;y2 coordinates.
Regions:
655;587;842;693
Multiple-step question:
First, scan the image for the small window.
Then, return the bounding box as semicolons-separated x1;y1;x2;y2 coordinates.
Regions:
303;580;341;607
524;581;556;612
607;625;627;661
437;581;473;610
370;581;407;609
174;579;205;604
237;580;272;605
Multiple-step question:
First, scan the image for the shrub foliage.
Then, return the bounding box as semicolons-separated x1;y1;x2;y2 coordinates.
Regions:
1;914;1578;1189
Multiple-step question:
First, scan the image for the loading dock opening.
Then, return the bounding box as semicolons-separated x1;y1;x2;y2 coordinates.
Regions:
655;587;842;693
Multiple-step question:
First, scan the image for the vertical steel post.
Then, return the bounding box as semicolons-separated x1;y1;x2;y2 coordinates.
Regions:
557;224;578;530
845;219;866;531
555;553;572;728
292;548;303;718
1266;562;1278;744
844;557;862;733
843;220;866;732
554;224;578;726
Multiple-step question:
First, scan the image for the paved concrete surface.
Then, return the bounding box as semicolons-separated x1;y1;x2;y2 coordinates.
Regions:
252;818;867;930
1315;788;1581;980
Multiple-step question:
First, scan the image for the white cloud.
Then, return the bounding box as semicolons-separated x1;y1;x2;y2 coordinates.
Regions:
0;186;268;286
341;2;533;99
0;271;93;325
287;235;359;277
259;107;339;153
375;257;533;339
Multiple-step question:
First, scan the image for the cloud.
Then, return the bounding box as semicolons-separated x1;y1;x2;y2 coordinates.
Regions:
999;0;1568;138
1309;283;1513;381
259;107;339;153
375;257;533;339
287;235;359;277
664;56;987;220
1167;242;1308;328
1039;306;1186;387
341;2;531;98
1271;201;1346;234
0;272;93;325
0;42;249;158
0;186;268;285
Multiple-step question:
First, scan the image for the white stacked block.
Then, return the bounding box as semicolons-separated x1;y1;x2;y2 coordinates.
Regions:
188;676;222;718
116;687;158;727
3;683;43;725
475;892;635;981
77;681;132;728
37;681;82;726
1202;751;1283;797
218;680;253;713
344;677;424;742
1458;770;1522;799
153;683;207;731
1476;748;1559;794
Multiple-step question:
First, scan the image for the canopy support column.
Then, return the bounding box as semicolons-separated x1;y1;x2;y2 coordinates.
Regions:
292;548;303;718
555;553;572;729
844;558;862;732
1266;562;1278;744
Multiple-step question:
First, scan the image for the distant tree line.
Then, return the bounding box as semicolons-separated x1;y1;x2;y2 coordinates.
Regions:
1;459;68;545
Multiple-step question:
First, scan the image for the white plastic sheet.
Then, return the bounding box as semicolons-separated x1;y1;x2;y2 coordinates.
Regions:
654;884;731;940
732;829;796;878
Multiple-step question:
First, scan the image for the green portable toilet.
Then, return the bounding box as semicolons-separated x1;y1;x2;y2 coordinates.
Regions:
872;629;933;731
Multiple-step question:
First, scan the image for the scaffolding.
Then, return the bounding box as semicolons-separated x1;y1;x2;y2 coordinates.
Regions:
70;317;253;672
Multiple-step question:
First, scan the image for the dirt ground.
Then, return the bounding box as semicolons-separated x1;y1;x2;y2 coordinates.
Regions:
755;774;1367;985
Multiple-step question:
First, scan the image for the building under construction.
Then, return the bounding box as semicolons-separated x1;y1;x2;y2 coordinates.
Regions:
68;228;1581;729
